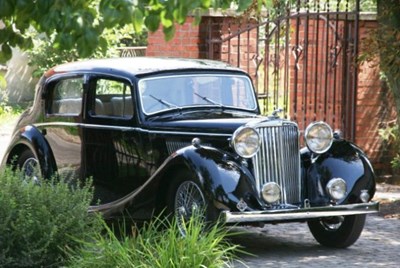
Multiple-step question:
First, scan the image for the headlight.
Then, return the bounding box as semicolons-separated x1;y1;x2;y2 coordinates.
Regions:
304;122;333;154
231;126;260;158
326;178;347;201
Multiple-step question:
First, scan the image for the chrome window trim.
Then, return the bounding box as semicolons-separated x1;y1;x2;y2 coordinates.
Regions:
33;122;232;137
138;74;258;115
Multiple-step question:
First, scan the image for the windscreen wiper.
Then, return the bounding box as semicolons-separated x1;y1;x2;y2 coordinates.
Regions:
149;95;179;108
194;92;223;106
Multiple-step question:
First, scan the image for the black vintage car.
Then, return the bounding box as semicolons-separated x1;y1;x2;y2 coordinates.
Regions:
2;57;378;248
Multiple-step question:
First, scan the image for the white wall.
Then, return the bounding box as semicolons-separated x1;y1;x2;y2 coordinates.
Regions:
2;47;38;105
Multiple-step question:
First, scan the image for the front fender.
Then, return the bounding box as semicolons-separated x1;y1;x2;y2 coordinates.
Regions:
92;145;261;218
3;125;56;178
166;145;262;212
302;140;376;206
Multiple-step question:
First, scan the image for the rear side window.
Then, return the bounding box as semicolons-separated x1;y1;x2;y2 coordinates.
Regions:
51;77;84;115
91;78;133;118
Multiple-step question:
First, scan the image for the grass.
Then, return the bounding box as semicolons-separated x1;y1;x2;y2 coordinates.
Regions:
67;214;242;268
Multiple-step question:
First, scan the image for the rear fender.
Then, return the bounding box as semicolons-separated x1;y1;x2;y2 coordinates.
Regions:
4;125;56;178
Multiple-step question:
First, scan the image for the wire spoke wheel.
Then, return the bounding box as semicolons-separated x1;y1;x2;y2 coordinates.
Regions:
19;150;41;184
174;180;206;236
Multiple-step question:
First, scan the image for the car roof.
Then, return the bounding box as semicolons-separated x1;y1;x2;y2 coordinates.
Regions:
44;57;244;78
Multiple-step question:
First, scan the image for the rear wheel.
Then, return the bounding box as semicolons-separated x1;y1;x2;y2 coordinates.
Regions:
307;214;366;248
17;149;41;184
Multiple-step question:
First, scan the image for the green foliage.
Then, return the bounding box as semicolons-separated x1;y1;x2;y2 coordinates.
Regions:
0;168;103;267
377;1;400;170
377;1;400;78
0;100;23;125
379;122;400;170
27;24;148;78
68;214;241;268
0;0;281;65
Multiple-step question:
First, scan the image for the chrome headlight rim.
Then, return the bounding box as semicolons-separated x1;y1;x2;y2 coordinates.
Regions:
261;182;281;204
304;121;333;154
231;126;260;158
326;178;347;201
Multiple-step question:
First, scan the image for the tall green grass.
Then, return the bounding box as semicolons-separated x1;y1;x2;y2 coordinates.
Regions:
68;214;241;268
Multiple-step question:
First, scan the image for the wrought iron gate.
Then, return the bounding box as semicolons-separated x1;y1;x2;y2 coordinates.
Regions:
206;0;360;140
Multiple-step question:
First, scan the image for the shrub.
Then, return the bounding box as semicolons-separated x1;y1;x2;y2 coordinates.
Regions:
0;168;103;267
379;122;400;171
68;214;241;268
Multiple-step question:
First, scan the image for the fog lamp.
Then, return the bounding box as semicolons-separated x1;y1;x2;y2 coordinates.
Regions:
261;182;281;204
326;178;347;201
360;190;370;203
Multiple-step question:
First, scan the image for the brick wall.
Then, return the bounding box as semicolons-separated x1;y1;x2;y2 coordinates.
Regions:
146;17;208;58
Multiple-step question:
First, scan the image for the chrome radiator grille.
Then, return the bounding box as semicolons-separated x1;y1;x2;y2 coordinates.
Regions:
253;122;301;205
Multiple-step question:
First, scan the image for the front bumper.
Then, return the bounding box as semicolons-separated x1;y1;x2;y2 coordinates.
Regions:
221;201;379;223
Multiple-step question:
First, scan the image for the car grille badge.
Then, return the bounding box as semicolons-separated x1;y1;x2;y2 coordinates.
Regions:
237;198;248;212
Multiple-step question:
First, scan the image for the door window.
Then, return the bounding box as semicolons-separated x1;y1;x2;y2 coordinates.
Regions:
50;77;84;115
91;78;134;118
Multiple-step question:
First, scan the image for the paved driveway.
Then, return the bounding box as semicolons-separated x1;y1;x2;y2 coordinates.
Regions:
231;215;400;267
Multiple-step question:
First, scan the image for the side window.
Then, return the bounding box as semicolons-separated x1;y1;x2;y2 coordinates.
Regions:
51;77;84;115
91;78;133;118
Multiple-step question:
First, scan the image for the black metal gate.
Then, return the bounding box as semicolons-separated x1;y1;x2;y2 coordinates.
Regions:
206;0;360;140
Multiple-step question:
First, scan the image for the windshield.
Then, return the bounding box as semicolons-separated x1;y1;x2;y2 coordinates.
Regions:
138;74;258;115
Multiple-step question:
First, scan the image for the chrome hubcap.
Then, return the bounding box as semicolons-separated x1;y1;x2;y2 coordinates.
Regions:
320;216;344;231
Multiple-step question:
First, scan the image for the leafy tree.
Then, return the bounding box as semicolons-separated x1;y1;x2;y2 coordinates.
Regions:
27;24;148;77
376;0;400;170
376;0;400;124
0;0;254;63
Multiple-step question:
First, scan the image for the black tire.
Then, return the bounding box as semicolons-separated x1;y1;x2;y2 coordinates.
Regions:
16;149;41;183
307;214;366;248
167;171;217;236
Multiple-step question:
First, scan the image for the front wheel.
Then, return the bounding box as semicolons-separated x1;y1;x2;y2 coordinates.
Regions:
168;171;217;236
307;214;366;248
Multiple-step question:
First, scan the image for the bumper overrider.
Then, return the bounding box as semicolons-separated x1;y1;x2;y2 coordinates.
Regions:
221;201;379;223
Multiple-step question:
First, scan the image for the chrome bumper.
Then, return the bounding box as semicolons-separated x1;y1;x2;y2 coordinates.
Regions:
221;202;379;223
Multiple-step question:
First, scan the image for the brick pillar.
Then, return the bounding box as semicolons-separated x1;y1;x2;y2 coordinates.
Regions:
356;19;397;177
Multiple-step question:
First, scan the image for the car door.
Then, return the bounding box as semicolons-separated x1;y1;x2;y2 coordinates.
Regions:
41;75;84;180
82;75;150;204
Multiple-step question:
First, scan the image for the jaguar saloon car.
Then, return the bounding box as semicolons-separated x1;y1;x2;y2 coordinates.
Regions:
1;57;378;248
